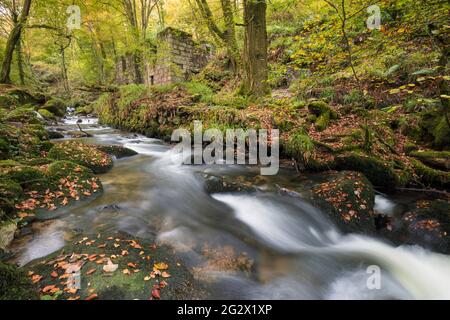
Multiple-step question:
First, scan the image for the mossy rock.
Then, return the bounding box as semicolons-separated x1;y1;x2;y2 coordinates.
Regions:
315;112;330;131
273;116;294;132
24;232;205;300
0;262;38;300
23;124;49;141
308;100;338;119
0;179;23;213
433;117;450;149
94;145;138;159
0;163;49;191
401;200;450;254
48;141;113;174
310;171;376;234
47;130;65;140
333;153;398;191
4;107;41;124
38;109;56;121
47;161;95;181
42;98;67;117
308;100;331;116
0;94;19;108
419;112;450;148
409;150;450;171
203;173;257;194
411;159;450;189
75;104;94;116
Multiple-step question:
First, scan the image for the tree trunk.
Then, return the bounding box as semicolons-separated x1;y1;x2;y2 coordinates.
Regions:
16;40;25;85
195;0;240;74
60;46;69;92
0;0;32;84
242;0;269;97
133;51;143;83
220;0;240;73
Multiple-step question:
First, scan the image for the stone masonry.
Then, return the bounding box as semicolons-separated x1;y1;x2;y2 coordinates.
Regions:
146;27;214;86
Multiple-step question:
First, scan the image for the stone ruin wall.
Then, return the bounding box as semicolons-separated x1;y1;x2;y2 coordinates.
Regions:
115;28;214;86
147;28;214;86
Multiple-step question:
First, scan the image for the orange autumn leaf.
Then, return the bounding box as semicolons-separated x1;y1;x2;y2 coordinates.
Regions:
85;293;98;301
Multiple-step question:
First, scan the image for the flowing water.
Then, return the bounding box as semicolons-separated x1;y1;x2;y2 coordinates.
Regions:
10;117;450;300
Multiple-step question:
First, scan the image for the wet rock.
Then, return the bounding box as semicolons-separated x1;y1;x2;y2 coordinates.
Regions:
203;174;257;194
310;171;376;234
400;200;450;254
47;130;64;140
66;131;91;138
0;221;17;251
94;145;138;159
100;204;121;211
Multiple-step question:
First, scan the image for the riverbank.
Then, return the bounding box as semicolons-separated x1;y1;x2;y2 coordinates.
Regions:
0;86;449;300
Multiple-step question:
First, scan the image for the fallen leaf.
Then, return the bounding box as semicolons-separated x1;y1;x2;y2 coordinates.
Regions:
154;262;168;270
151;289;160;299
122;269;131;275
50;271;58;278
42;285;56;293
103;260;118;273
86;268;96;275
161;271;171;278
31;274;43;283
85;293;98;301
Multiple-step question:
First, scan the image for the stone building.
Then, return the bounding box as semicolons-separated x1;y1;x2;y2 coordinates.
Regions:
146;27;214;86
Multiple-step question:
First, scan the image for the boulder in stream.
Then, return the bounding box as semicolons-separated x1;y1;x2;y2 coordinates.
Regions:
310;171;376;234
400;200;450;254
94;145;138;159
48;141;113;174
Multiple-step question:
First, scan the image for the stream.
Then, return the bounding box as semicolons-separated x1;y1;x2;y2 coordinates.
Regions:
9;117;450;300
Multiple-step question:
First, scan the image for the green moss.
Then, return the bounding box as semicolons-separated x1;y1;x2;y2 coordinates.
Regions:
48;141;113;174
0;262;38;300
315;111;330;131
433;117;450;148
0;179;23;214
42;98;66;117
0;94;19;108
38;109;56;120
0;164;48;191
4;107;41;124
333;153;398;191
283;130;315;167
47;161;94;180
75;104;94;116
273;116;294;132
411;159;450;189
180;82;213;103
23;124;49;141
308;100;331;116
94;145;138;159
